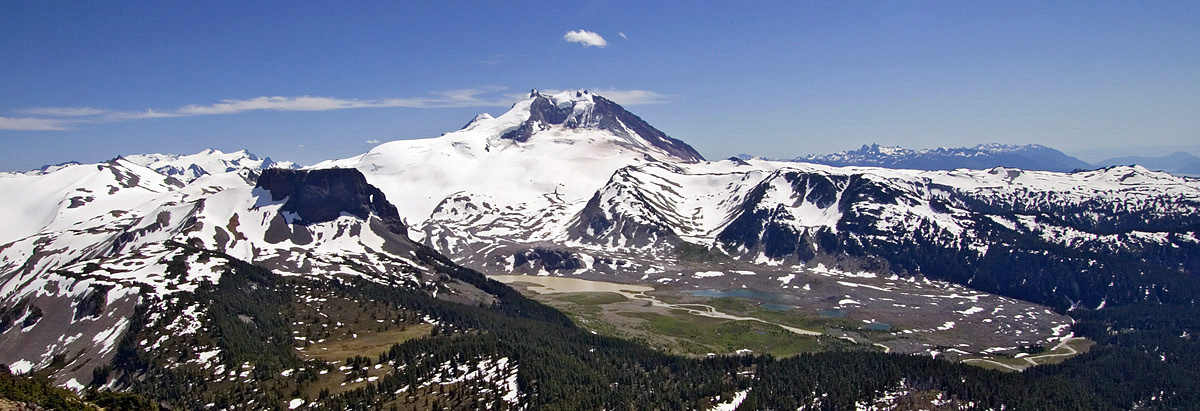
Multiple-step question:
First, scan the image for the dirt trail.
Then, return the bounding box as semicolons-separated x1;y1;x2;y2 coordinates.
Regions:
961;336;1086;371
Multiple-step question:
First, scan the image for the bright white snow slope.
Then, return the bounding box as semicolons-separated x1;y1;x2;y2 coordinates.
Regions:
313;89;700;228
125;148;297;182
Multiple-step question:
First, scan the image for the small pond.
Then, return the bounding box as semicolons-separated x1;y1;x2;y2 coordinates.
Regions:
687;288;800;302
818;309;846;318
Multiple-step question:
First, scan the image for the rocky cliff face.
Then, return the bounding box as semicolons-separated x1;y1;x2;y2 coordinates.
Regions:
0;164;494;388
256;168;407;236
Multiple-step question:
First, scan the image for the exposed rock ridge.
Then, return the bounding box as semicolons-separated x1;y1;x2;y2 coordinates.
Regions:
255;168;407;236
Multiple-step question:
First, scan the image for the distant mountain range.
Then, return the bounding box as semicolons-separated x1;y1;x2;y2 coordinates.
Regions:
123;148;298;182
758;143;1199;177
776;143;1092;172
1095;151;1200;176
3;148;298;181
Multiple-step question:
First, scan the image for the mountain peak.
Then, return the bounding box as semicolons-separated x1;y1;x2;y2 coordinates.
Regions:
493;89;704;162
315;90;704;222
519;88;591;103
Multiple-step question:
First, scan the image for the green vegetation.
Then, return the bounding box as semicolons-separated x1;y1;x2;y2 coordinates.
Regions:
297;323;433;399
0;365;165;411
82;240;1200;410
538;290;871;358
745;351;1105;410
205;255;298;371
617;310;850;357
313;278;753;410
106;243;335;409
700;296;863;331
554;292;628;306
0;364;98;411
675;241;730;263
303;323;432;363
84;390;167;410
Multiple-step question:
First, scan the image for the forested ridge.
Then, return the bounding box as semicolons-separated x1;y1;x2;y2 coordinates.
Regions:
6;241;1197;410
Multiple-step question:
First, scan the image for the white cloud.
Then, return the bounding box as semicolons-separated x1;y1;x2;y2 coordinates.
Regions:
4;88;512;131
8;87;513;131
618;32;627;40
2;86;668;132
113;96;373;119
18;107;109;117
0;116;73;131
2;107;108;130
93;87;513;120
365;139;381;144
564;30;607;48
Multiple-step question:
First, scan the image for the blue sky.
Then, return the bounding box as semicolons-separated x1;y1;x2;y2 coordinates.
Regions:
2;1;1198;170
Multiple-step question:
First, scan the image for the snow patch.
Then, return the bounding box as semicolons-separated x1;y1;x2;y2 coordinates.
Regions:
9;360;33;375
707;389;749;411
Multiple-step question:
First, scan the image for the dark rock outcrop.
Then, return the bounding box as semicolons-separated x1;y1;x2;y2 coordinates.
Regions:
255;168;407;236
513;248;585;271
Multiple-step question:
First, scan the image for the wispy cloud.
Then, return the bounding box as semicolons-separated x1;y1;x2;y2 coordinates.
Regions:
3;86;670;131
564;30;607;48
112;96;375;119
4;87;514;130
18;107;109;117
0;116;73;131
112;87;512;120
365;139;381;144
618;32;628;40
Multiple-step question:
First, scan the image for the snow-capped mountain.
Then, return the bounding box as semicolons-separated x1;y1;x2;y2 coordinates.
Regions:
303;91;1199;357
0;160;497;387
307;93;1198;315
566;161;1200;308
394;144;1199;310
0;158;184;246
789;143;1093;172
124;148;298;182
314;89;703;224
0;161;84;177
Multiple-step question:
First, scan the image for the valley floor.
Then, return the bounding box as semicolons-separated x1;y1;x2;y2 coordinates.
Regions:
493;273;1088;368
